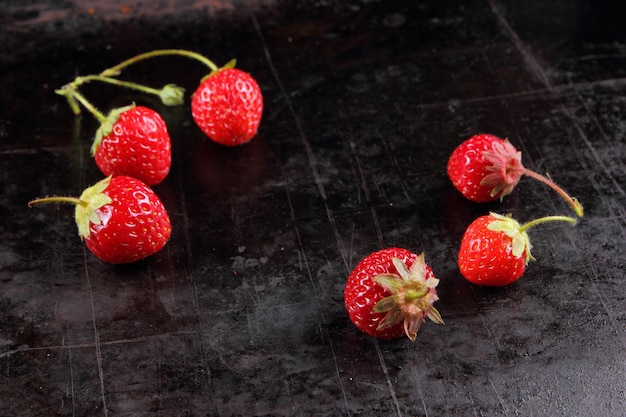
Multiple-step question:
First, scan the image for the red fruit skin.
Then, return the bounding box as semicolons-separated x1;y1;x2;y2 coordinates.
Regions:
191;68;263;146
94;106;171;186
446;133;521;202
84;176;172;264
458;215;526;286
344;248;435;340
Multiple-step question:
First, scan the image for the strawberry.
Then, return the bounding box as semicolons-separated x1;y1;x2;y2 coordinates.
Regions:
344;248;444;341
28;176;172;264
92;105;171;186
191;67;263;146
458;212;576;286
447;134;583;217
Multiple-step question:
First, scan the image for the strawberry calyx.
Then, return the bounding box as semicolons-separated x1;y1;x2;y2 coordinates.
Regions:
92;104;135;156
27;176;114;240
159;84;186;106
372;255;444;341
480;139;524;200
74;176;114;239
486;212;534;263
487;212;578;265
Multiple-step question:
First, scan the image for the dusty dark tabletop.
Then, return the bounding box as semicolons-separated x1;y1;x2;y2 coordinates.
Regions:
1;0;625;416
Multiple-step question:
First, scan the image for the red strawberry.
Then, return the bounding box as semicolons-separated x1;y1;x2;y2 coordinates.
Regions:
447;134;583;217
28;176;172;264
458;212;576;286
191;67;263;146
344;248;443;341
92;105;171;186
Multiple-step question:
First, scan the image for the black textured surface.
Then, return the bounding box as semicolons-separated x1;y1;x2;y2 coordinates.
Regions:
1;1;625;416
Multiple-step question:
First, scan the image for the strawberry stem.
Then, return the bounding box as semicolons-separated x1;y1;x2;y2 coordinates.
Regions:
518;215;577;233
75;75;164;97
519;167;584;217
100;49;219;77
63;92;81;115
28;196;86;207
57;49;219;115
61;88;108;122
60;74;186;111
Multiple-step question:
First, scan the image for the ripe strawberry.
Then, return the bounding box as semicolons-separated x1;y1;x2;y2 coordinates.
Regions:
191;67;263;146
28;176;172;264
447;134;583;217
458;212;576;286
92;105;171;186
344;248;444;341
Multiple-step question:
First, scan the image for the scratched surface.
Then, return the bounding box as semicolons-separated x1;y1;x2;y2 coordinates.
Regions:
1;0;625;416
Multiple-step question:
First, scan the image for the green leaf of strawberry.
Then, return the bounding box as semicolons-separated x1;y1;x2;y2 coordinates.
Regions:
75;176;114;238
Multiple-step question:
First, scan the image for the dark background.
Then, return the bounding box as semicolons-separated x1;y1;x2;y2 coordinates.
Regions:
1;0;625;416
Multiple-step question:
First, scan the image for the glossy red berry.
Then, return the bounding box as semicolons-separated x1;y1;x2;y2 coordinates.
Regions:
447;134;523;202
92;105;171;185
191;68;263;146
344;248;443;341
458;213;530;286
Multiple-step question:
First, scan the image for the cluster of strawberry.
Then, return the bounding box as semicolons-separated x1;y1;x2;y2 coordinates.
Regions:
344;133;583;341
27;50;582;343
29;49;263;264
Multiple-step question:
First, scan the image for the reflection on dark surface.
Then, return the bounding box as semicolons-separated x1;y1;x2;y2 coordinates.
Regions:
1;0;625;416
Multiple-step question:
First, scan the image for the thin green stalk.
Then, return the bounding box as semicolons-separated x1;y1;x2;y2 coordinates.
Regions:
64;88;107;122
520;168;584;217
28;196;85;207
100;49;219;77
74;75;163;97
519;215;577;233
64;92;81;115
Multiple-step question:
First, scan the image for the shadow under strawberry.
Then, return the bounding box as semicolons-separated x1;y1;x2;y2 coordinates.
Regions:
188;136;270;196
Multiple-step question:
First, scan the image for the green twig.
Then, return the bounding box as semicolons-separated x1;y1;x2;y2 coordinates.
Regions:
519;215;577;233
57;87;107;122
100;49;219;77
75;75;163;96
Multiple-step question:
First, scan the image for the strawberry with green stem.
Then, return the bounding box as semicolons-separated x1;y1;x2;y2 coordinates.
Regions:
57;82;172;186
458;212;577;286
447;134;584;217
344;247;444;341
60;49;264;146
190;60;263;146
28;176;171;264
